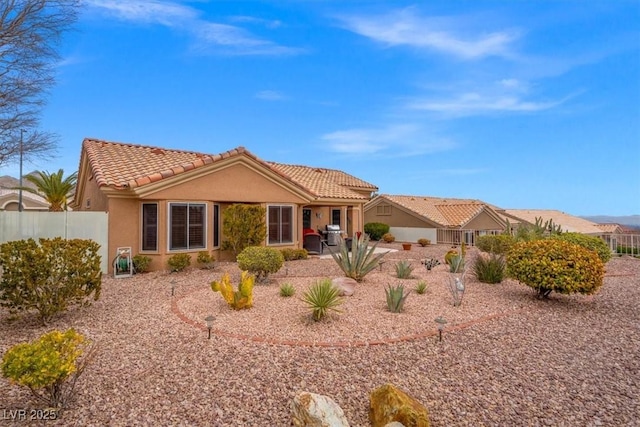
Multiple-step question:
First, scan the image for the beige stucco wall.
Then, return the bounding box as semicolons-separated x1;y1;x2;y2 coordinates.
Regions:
465;212;504;230
364;203;434;228
77;176;109;212
144;163;308;204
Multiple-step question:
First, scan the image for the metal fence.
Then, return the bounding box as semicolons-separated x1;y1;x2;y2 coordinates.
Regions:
597;233;640;256
437;229;503;246
0;211;109;272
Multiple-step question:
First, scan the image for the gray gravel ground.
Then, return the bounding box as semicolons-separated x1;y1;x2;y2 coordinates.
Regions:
1;244;638;426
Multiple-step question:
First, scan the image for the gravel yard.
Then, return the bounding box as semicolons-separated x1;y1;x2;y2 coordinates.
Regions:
1;243;639;426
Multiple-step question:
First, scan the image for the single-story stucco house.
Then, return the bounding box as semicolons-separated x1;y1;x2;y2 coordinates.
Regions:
0;189;49;211
364;194;506;245
70;139;378;272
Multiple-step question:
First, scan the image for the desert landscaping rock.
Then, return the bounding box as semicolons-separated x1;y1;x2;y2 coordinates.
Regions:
1;244;638;426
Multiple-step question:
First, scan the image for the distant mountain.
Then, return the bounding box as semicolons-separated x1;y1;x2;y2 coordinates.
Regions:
0;174;39;190
582;215;640;228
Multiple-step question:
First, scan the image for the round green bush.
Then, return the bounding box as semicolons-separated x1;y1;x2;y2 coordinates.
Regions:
364;222;390;241
507;239;604;298
550;232;611;263
237;246;284;282
476;234;515;255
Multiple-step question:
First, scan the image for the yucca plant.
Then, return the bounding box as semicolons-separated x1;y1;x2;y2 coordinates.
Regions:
327;234;389;282
473;254;506;284
385;284;409;313
301;279;343;321
395;260;414;279
415;281;428;295
279;282;296;297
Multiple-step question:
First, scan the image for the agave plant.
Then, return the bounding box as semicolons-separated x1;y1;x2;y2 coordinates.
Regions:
301;279;343;321
394;260;414;279
385;284;409;313
327;234;389;282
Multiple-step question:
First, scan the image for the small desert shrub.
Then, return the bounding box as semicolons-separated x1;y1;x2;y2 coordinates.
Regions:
473;254;506;284
211;271;254;310
394;260;414;279
550;232;611;263
301;279;343;321
382;233;396;243
0;238;102;324
507;239;604;298
196;251;216;269
132;254;151;273
237;246;284;283
280;248;308;261
1;329;95;410
385;284;409;313
279;282;296;297
423;258;440;271
167;253;191;272
415;281;428;294
417;238;431;247
221;204;267;256
476;234;515;255
364;222;390;241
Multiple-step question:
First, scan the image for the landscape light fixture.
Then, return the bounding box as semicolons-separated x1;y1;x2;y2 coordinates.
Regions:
205;315;215;339
171;280;176;296
435;316;447;342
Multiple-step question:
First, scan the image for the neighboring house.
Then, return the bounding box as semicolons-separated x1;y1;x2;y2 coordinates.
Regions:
364;194;506;245
71;139;378;272
597;223;627;234
498;209;604;235
0;189;49;211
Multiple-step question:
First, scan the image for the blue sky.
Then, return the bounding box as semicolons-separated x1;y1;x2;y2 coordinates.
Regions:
3;1;639;216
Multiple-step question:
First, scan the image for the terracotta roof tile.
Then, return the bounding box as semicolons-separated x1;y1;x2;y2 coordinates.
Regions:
500;209;604;234
267;163;378;200
379;194;491;227
81;139;376;200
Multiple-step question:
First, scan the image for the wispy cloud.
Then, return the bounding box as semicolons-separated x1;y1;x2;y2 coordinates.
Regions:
255;90;288;101
407;92;572;116
85;0;301;56
321;124;456;157
337;7;519;60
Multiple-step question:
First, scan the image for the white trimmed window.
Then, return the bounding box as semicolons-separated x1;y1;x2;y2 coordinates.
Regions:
169;203;206;250
268;205;293;245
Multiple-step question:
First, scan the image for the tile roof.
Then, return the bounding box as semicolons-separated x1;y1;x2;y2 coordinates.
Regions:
81;139;375;200
500;209;604;234
377;194;495;227
267;163;377;200
596;223;625;233
0;189;48;205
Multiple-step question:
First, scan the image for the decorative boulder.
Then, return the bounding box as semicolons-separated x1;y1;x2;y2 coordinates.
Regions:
370;383;429;427
331;277;357;296
384;423;406;427
291;391;350;427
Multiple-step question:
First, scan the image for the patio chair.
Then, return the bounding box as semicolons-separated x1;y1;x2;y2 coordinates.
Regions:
303;232;323;255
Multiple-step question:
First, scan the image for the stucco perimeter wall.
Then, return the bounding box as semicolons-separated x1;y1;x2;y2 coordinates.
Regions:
389;227;437;243
145;163;308;204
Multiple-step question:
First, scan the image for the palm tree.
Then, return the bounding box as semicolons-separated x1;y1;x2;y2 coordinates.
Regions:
20;169;77;211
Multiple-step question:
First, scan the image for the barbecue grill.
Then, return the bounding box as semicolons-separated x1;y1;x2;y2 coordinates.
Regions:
323;224;343;246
